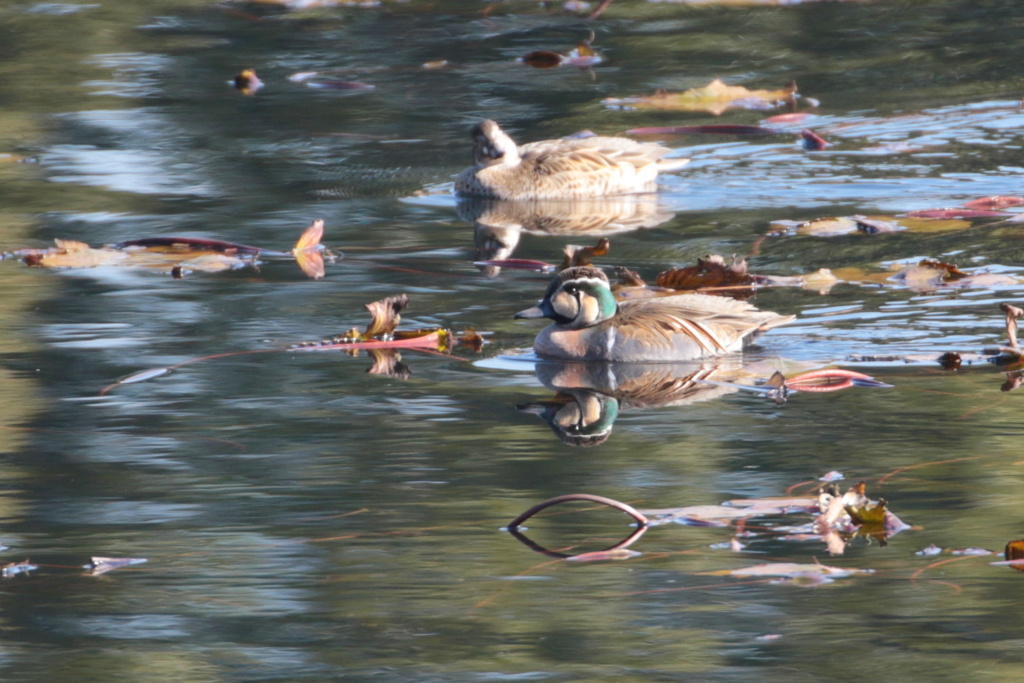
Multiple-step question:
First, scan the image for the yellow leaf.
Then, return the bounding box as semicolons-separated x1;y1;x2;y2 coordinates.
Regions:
604;79;798;115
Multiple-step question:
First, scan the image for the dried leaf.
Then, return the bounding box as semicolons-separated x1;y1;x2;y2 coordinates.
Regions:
890;259;968;289
845;498;888;525
938;351;963;370
902;208;1009;219
701;562;874;581
114;367;173;386
614;266;647;287
519;50;565;69
233;68;263;96
561;237;610;269
1004;539;1024;571
604;79;799;115
1;560;37;578
961;196;1024;210
362;294;409;339
1001;302;1023;348
915;544;943;557
627;124;782;136
800;129;829;150
85;557;148;576
655;254;753;290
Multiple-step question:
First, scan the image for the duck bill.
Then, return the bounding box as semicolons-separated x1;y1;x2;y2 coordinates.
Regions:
515;303;549;320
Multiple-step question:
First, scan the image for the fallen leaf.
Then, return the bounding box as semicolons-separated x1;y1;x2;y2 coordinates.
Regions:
1004;539;1024;571
655;254;753;290
1;560;37;578
519;35;602;69
961;196;1024;210
701;562;874;581
603;78;799;116
561;237;610;269
800;129;829;150
627;124;782;136
519;50;564;68
85;557;148;576
902;208;1009;219
232;68;263;95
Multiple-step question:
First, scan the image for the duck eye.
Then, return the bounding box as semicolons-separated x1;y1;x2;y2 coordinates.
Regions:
563;284;578;295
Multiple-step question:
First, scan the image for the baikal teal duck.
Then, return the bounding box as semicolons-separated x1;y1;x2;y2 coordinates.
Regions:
455;120;690;200
515;266;794;362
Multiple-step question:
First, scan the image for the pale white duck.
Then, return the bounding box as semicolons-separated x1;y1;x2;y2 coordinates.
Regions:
455;120;689;200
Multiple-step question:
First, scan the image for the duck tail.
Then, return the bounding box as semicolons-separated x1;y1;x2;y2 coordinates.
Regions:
656;157;690;174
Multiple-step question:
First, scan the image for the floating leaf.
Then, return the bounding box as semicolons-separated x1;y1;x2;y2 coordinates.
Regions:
627;124;782;136
614;266;647;287
1001;302;1023;348
655;254;753;290
9;222;333;278
800;129;829;150
519;50;565;69
902;208;1009;219
232;68;263;96
519;35;602;69
915;544;943;557
2;560;37;578
701;562;874;582
362;294;408;339
604;79;799;115
938;351;963;370
951;547;994;556
1004;539;1024;571
763;112;814;125
565;548;642;562
114;367;173;386
561;237;610;269
845;497;888;525
961;196;1024;210
472;258;557;272
85;557;148;576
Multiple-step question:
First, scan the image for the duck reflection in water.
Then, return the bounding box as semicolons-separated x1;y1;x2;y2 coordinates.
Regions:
519;359;762;447
456;196;675;277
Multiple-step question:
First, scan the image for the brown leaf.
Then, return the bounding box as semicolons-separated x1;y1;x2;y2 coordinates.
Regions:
655;254;753;290
561;237;610;269
614;266;647;287
1001;302;1023;348
937;351;963;370
962;196;1024;210
233;69;263;96
1005;539;1024;572
363;294;409;339
519;50;565;68
627;124;782;136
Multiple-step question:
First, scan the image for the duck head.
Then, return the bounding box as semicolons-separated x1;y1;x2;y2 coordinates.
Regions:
471;120;521;167
515;266;618;329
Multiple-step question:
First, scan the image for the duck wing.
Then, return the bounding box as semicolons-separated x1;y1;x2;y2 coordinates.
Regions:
615;293;794;354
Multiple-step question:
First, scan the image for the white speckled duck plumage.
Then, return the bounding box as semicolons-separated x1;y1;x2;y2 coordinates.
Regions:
455;120;689;200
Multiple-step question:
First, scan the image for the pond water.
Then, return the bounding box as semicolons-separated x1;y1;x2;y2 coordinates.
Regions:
1;0;1024;680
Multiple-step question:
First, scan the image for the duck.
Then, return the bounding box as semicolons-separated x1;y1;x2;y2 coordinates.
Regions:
514;266;794;361
454;120;689;200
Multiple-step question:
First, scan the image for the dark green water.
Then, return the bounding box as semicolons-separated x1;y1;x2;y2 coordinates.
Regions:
1;0;1024;680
